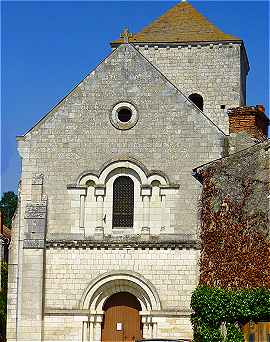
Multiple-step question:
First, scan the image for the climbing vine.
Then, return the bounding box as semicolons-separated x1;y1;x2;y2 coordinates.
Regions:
199;168;269;288
191;142;270;341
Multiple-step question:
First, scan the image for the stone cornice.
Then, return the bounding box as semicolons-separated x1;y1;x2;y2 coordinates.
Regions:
46;238;200;250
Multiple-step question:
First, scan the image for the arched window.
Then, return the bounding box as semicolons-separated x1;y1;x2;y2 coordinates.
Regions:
113;176;134;228
188;93;204;111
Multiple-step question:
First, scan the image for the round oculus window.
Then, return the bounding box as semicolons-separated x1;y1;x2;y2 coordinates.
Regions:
110;102;138;130
117;108;132;122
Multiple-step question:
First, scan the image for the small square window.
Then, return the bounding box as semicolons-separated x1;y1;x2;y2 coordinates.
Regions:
220;105;226;109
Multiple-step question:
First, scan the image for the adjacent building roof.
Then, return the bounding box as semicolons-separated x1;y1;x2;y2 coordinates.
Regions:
193;139;270;181
111;1;241;46
0;212;11;241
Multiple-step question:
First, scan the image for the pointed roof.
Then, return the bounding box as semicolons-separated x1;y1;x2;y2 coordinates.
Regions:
111;1;241;46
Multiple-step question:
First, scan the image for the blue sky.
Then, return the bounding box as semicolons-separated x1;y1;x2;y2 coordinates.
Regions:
1;1;269;194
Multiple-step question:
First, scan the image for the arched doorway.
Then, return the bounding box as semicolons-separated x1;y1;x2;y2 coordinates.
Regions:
101;292;142;342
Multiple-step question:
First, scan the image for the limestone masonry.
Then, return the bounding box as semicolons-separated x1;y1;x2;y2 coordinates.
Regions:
7;2;261;342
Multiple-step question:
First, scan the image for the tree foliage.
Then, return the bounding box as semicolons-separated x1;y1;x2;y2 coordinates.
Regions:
0;191;18;228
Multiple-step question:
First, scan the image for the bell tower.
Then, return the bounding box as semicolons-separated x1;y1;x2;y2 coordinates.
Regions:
112;1;250;134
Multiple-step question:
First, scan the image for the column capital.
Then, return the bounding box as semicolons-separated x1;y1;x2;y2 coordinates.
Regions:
95;314;104;323
141;187;151;196
95;185;106;197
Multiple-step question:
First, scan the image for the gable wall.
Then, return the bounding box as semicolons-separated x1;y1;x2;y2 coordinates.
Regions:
136;43;246;133
18;45;224;237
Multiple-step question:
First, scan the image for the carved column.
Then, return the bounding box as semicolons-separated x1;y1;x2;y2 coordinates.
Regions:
80;194;86;228
96;196;104;228
89;316;95;342
95;186;105;239
141;314;152;339
94;314;103;342
82;321;90;342
152;321;158;338
141;186;151;233
160;187;167;232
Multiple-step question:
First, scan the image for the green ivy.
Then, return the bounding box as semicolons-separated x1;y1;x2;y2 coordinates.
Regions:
191;285;270;342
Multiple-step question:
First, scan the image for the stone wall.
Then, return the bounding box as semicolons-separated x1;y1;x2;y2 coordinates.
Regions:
17;44;224;238
43;246;199;340
43;315;193;341
9;43;227;342
45;247;198;310
136;42;247;134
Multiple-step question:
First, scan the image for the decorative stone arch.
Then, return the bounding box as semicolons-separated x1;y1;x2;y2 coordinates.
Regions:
99;161;148;185
79;174;99;186
76;158;173;186
79;271;162;341
148;174;167;186
79;270;162;312
92;281;149;312
68;158;179;236
98;157;151;182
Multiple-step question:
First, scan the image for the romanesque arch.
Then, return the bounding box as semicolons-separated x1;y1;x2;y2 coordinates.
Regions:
79;270;162;312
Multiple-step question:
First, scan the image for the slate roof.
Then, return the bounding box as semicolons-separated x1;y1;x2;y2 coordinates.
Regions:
111;1;241;46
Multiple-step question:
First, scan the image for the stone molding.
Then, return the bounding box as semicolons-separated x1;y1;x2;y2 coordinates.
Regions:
74;158;175;187
110;101;139;130
79;270;162;311
46;238;200;250
23;239;45;249
132;41;242;49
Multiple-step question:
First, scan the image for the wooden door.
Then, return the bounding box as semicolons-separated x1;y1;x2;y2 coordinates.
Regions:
101;292;142;342
242;322;270;341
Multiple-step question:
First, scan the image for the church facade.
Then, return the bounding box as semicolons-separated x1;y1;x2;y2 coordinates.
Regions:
7;2;250;341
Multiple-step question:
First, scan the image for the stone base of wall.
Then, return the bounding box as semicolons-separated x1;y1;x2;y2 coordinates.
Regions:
43;313;193;341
